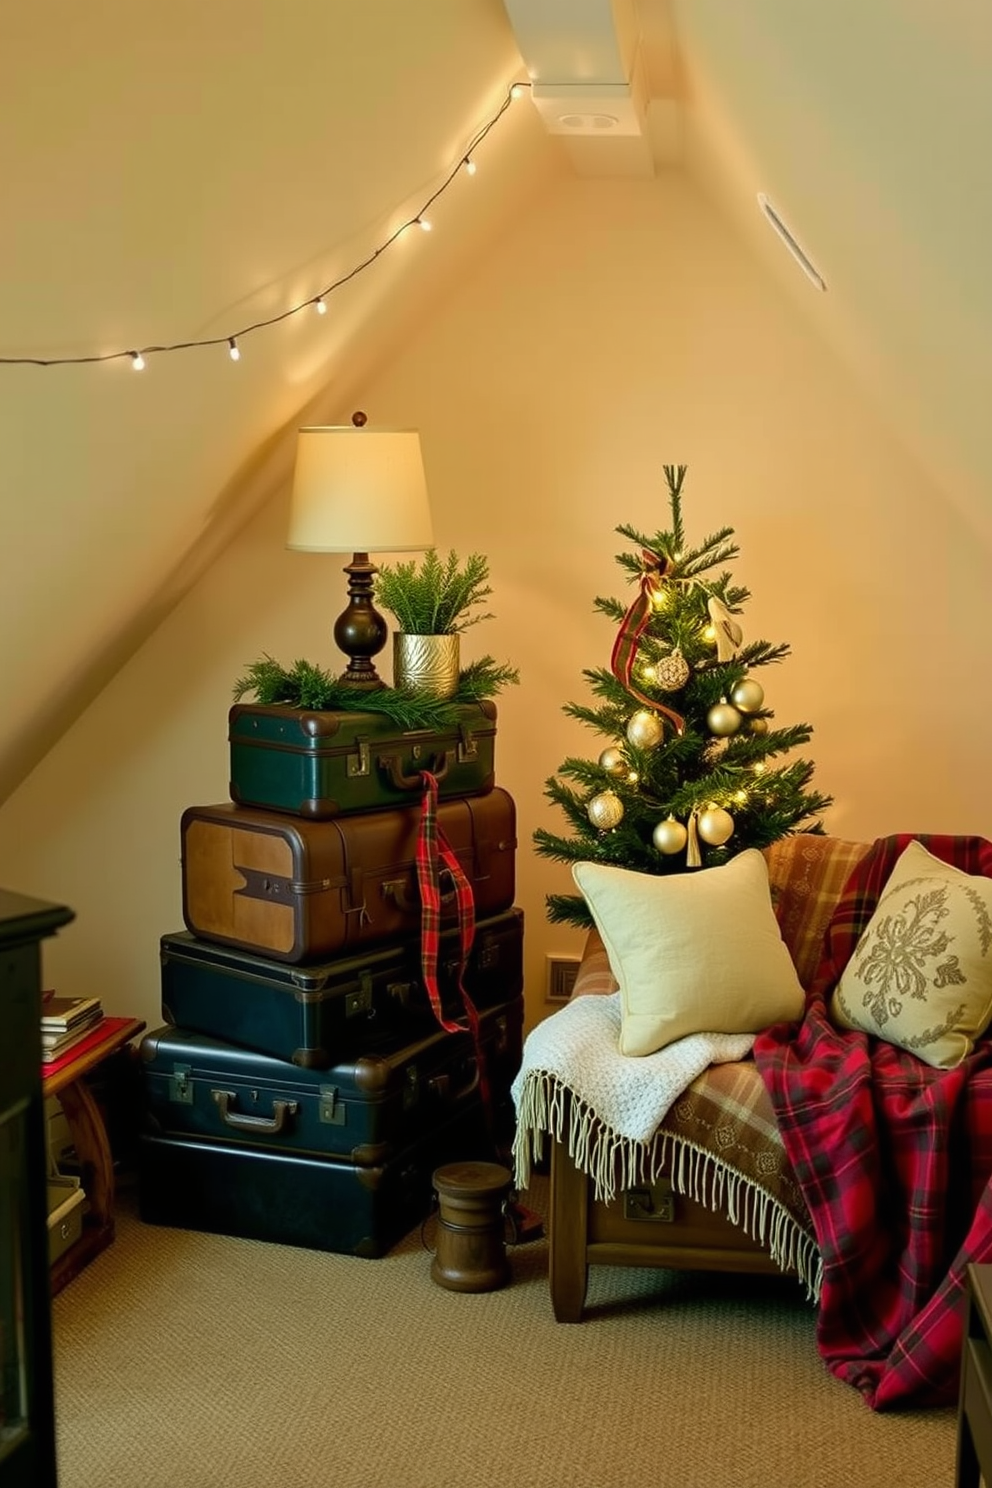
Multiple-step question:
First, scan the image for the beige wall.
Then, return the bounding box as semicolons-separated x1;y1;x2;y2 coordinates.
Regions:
2;169;989;1035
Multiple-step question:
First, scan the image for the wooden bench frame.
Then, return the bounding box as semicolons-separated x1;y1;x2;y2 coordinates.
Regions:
548;1133;791;1323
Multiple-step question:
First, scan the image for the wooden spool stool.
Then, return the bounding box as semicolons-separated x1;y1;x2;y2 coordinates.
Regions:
430;1161;512;1293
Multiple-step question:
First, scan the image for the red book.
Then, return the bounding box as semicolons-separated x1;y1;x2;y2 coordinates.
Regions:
40;1016;132;1080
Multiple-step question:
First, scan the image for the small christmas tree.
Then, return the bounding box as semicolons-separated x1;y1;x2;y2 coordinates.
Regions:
535;464;833;929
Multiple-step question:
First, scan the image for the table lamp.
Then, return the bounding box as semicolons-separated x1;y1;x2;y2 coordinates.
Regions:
286;412;434;688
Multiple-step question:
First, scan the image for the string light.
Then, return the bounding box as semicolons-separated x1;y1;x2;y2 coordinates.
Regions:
0;81;530;372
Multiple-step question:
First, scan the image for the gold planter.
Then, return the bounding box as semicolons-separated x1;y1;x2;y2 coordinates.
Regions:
393;633;460;698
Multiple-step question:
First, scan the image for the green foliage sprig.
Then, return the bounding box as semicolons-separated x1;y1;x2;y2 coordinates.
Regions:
374;548;494;634
232;652;518;726
455;656;520;698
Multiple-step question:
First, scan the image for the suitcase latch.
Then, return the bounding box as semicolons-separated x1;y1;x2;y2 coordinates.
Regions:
319;1085;346;1125
345;971;373;1019
387;979;413;1009
168;1064;194;1104
477;936;498;970
346;739;371;778
457;723;478;762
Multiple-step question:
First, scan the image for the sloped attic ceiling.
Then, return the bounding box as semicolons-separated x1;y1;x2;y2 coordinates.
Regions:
506;0;992;539
667;0;992;548
2;0;990;809
0;0;549;806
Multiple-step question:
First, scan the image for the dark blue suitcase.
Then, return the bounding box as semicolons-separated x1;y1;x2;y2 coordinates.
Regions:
136;1111;486;1258
159;907;523;1067
139;1018;489;1167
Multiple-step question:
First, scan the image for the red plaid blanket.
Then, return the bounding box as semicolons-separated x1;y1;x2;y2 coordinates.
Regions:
754;832;992;1410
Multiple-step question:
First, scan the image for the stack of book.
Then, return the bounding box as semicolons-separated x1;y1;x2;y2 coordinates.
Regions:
40;993;104;1064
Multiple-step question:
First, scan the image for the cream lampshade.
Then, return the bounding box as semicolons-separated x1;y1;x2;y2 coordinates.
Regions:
287;413;434;687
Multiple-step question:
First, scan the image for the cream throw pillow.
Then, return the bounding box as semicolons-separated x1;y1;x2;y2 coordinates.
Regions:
830;839;992;1068
571;850;805;1057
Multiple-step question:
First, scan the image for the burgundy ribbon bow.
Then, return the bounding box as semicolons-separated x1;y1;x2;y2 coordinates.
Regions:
609;548;685;735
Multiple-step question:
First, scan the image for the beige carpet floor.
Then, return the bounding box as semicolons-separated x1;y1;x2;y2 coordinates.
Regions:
51;1174;958;1488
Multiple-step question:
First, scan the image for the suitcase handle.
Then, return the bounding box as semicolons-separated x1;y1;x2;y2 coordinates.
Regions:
377;749;451;790
428;1058;481;1107
211;1089;299;1135
381;869;457;914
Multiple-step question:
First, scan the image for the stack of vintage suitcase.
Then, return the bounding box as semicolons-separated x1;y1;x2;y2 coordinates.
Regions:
137;698;524;1258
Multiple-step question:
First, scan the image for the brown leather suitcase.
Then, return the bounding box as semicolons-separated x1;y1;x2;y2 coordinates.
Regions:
180;788;516;964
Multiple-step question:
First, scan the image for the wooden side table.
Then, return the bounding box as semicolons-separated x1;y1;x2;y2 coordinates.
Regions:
43;1016;145;1294
957;1263;992;1487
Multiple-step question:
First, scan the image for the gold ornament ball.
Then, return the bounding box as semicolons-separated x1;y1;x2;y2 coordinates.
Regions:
707;701;742;737
731;678;765;714
626;709;664;750
698;806;735;846
654;650;691;692
747;715;769;737
587;790;625;831
652;816;688;855
598;746;627;777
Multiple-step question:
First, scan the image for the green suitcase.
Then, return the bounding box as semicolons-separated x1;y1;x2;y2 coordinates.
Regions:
228;700;497;819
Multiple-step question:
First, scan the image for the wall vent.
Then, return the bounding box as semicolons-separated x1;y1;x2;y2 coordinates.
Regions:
546;954;581;1002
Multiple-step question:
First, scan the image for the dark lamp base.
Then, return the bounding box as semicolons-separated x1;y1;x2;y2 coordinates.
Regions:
333;552;388;688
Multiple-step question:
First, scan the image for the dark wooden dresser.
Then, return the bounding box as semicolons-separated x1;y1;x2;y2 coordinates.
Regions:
0;889;74;1488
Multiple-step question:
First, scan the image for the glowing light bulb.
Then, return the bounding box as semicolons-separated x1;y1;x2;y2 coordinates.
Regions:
639;664;657;684
228;337;241;361
314;296;327;315
463;157;477;176
752;762;766;775
651;587;668;610
511;83;525;99
418;217;432;232
703;624;717;643
130;351;145;371
734;790;748;804
627;770;639;784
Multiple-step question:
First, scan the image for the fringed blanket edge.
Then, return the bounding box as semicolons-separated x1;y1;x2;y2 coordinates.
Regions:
512;1067;822;1304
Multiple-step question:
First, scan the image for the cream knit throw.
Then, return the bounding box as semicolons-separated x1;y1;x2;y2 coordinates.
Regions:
511;992;754;1203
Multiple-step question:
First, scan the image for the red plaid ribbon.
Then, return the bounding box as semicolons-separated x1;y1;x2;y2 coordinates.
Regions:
415;771;491;1117
610;547;685;735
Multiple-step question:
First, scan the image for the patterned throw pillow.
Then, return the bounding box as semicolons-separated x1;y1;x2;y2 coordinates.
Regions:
830;839;992;1068
572;849;805;1057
